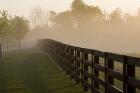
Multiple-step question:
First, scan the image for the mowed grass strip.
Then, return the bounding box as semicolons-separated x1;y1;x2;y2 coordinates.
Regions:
0;49;85;93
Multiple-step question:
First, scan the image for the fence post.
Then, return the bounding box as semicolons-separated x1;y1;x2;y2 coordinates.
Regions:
91;50;94;93
76;49;80;84
56;43;59;65
0;44;2;58
59;43;62;68
83;52;89;91
53;42;56;58
61;44;65;71
66;47;70;75
123;56;127;93
81;49;84;87
105;53;107;93
127;63;136;93
94;55;99;90
70;47;74;79
63;45;66;71
73;47;77;82
56;43;59;64
107;59;114;93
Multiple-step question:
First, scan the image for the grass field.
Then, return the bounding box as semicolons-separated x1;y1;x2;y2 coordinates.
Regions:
0;49;139;93
0;49;85;93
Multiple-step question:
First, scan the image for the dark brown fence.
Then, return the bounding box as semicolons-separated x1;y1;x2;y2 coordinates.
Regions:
0;44;2;58
38;39;140;93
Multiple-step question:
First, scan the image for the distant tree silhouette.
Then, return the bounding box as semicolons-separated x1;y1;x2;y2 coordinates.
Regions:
51;0;103;32
30;7;49;31
137;8;140;16
10;16;30;50
71;0;85;12
0;10;11;50
0;10;30;51
109;8;123;24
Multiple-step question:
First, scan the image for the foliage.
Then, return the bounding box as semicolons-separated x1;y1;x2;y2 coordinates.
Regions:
50;0;104;33
30;7;49;31
109;8;123;24
0;10;10;41
10;16;29;40
0;10;30;50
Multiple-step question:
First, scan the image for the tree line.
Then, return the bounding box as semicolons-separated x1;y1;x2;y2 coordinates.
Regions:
1;0;140;51
48;0;140;32
0;10;30;51
30;0;140;34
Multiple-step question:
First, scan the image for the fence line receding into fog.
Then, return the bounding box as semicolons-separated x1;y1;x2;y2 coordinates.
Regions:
38;39;140;93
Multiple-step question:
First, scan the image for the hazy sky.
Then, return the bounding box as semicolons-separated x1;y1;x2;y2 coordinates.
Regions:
0;0;140;17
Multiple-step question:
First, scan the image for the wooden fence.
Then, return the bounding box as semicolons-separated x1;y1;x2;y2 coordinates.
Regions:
0;44;2;58
38;39;140;93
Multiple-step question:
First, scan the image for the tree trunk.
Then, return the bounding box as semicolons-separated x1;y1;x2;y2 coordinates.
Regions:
6;41;9;51
1;42;4;52
18;40;21;50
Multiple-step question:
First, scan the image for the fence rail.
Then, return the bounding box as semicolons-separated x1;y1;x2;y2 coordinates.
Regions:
38;39;140;93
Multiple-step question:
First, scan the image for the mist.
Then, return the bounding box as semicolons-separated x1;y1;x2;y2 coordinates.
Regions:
1;0;140;55
23;23;140;54
1;1;140;93
21;3;140;54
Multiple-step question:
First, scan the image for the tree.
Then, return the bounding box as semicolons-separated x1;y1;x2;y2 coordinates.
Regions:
137;8;140;16
30;7;49;31
0;10;10;51
11;16;30;50
51;0;103;33
71;0;85;12
110;8;123;24
48;11;57;27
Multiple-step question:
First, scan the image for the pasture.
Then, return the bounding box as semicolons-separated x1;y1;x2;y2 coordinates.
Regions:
0;49;85;93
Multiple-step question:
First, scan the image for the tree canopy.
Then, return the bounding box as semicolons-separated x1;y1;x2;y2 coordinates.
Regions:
0;10;30;50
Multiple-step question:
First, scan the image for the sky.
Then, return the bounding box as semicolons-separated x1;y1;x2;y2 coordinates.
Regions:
0;0;140;17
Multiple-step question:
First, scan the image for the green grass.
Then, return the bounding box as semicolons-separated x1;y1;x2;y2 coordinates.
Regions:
0;49;85;93
0;49;139;93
